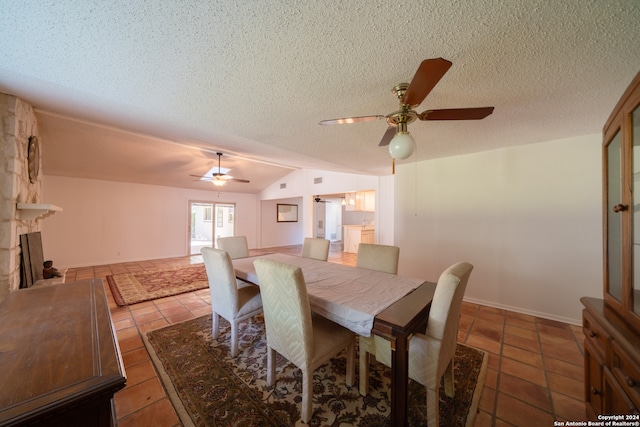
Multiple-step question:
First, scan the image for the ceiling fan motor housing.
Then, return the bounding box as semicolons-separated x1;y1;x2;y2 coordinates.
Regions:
386;109;417;128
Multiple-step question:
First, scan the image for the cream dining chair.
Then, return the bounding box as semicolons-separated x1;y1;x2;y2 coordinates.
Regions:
253;258;355;423
201;247;263;357
355;243;401;394
355;243;400;274
360;261;473;427
217;235;249;259
301;237;330;261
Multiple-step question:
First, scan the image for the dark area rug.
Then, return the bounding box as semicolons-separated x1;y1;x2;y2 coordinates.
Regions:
106;264;208;306
144;314;487;426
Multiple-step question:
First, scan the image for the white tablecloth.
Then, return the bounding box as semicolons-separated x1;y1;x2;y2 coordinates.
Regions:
232;253;424;337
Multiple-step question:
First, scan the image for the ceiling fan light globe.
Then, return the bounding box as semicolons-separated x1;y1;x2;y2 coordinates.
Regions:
388;131;415;160
212;178;227;186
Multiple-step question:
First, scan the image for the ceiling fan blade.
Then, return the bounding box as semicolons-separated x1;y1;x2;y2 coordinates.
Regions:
191;174;212;181
230;178;250;183
418;107;494;121
378;125;397;146
402;58;452;107
319;115;385;125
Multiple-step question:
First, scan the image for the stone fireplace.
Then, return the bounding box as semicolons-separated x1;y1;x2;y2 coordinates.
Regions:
0;93;42;302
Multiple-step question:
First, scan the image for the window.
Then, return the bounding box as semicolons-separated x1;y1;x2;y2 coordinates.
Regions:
204;206;213;222
217;208;223;227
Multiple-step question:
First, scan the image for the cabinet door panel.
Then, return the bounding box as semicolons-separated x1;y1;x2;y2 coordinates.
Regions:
604;367;637;415
604;71;640;329
607;129;624;303
633;103;640;316
584;339;604;419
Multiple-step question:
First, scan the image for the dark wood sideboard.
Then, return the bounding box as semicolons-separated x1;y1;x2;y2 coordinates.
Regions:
0;279;126;426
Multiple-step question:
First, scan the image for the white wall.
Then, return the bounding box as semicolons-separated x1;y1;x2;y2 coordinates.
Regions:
41;176;258;267
394;134;603;324
260;197;304;247
342;210;375;226
376;174;395;245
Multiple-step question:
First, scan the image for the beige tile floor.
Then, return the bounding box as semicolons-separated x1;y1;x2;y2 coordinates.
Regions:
64;243;587;426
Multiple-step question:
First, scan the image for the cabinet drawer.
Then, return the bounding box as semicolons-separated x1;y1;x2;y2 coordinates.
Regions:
611;340;640;410
583;309;611;362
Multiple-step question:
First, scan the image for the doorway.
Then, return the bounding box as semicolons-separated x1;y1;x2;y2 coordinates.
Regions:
189;201;236;255
312;195;343;241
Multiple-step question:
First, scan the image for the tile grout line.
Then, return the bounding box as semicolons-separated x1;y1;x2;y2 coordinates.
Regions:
536;316;558;420
491;309;507;426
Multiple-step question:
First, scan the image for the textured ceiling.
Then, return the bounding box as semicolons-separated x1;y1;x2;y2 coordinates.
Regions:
1;1;639;192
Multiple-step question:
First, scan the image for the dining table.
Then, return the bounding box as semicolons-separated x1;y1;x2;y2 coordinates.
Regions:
232;253;437;426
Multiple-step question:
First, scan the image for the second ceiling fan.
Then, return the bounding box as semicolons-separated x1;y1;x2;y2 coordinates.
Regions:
319;58;494;161
191;152;250;187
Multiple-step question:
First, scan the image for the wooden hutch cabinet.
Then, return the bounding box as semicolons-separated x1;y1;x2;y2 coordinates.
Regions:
581;71;640;418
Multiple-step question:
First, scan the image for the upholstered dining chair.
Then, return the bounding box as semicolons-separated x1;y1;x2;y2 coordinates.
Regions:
217;235;249;259
355;243;400;274
355;243;401;394
360;261;473;427
253;258;355;423
201;247;263;357
301;237;330;261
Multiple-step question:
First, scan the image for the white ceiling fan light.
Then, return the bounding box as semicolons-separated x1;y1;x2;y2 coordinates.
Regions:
388;131;415;160
211;176;229;186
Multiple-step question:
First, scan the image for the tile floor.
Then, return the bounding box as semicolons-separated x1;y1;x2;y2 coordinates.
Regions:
64;243;587;426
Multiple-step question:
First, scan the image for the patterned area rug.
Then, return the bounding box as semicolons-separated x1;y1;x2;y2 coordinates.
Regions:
144;314;488;426
106;264;208;306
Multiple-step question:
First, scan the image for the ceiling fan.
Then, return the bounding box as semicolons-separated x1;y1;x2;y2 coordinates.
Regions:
191;152;250;186
319;57;494;161
314;196;331;203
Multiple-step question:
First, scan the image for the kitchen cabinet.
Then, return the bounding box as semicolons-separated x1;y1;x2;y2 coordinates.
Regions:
343;225;374;253
344;191;375;212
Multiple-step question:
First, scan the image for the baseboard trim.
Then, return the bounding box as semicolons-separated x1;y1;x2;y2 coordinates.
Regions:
463;296;581;326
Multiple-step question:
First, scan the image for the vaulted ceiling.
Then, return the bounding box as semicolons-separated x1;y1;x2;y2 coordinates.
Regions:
1;1;639;193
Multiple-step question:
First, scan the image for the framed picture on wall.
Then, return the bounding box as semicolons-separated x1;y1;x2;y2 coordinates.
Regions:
277;204;298;222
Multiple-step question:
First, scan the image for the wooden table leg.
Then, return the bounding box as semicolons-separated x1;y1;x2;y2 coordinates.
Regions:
389;333;410;426
371;281;437;426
